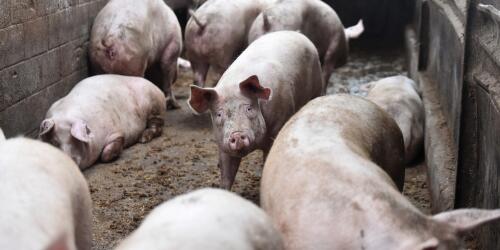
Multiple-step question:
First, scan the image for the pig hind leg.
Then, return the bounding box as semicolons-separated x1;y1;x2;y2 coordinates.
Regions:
139;116;164;143
161;42;182;110
322;36;348;84
101;133;125;162
191;61;209;87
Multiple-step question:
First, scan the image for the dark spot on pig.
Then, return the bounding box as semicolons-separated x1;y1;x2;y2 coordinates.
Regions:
351;202;363;211
182;196;201;204
11;70;17;79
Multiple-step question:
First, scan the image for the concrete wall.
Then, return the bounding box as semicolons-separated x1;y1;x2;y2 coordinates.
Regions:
457;1;500;249
0;0;108;137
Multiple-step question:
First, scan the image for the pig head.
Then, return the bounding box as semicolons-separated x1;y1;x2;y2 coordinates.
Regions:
39;118;97;169
189;75;271;157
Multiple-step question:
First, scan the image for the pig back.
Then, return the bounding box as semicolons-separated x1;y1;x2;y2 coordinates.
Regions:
0;138;91;250
261;95;407;249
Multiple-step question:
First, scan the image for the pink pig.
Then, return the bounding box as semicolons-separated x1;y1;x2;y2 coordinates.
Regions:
188;31;324;190
90;0;182;109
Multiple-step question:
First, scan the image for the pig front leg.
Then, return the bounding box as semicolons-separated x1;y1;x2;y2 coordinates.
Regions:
101;132;125;162
218;150;242;190
161;42;182;110
191;61;209;87
139;116;164;143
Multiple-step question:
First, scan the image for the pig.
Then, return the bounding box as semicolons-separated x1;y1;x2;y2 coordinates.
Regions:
39;75;166;170
0;138;92;250
184;0;276;87
90;0;182;109
248;0;364;83
188;31;324;190
366;75;424;164
115;188;284;250
261;94;500;250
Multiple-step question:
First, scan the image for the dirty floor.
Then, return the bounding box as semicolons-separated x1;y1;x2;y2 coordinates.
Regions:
85;44;432;250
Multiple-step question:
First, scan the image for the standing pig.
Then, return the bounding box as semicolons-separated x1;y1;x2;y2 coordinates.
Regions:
188;31;324;190
0;138;92;250
366;75;424;164
115;188;284;250
39;75;166;169
262;95;500;250
184;0;275;87
248;0;364;83
90;0;182;109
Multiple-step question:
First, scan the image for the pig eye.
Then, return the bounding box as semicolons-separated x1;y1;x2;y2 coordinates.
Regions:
216;111;223;117
246;106;253;112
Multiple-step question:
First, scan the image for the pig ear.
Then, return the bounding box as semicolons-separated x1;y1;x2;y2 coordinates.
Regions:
433;208;500;233
71;120;92;143
39;119;55;139
188;85;218;114
239;75;272;101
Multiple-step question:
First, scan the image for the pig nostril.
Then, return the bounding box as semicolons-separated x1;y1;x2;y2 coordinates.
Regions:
240;135;246;140
230;138;236;143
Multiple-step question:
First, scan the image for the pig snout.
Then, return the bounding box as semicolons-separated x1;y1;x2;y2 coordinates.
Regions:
228;132;250;151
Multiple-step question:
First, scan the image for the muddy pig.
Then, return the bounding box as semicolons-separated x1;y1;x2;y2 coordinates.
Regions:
39;75;166;170
184;0;276;87
262;95;500;250
188;31;324;190
366;75;424;164
248;0;364;83
0;138;92;250
90;0;182;109
115;188;283;250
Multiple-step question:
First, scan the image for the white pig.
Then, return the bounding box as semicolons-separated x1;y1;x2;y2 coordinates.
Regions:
0;138;92;250
366;75;424;164
39;75;166;169
90;0;182;109
262;94;500;250
115;188;284;250
248;0;364;83
188;31;324;190
184;0;276;87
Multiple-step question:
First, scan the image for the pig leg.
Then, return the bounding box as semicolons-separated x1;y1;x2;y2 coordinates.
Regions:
322;39;348;84
139;116;164;143
101;133;125;162
218;150;242;190
160;42;182;110
191;61;209;87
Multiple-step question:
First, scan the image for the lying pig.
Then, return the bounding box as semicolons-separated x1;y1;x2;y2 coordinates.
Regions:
188;31;324;190
248;0;364;83
115;188;283;250
0;138;92;250
262;94;500;250
366;75;424;164
185;0;275;87
39;75;166;169
90;0;182;109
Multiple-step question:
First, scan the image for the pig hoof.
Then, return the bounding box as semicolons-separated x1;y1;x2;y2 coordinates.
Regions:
166;99;180;110
139;132;154;143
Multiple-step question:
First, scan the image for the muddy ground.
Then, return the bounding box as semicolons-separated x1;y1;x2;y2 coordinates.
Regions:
85;44;432;250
